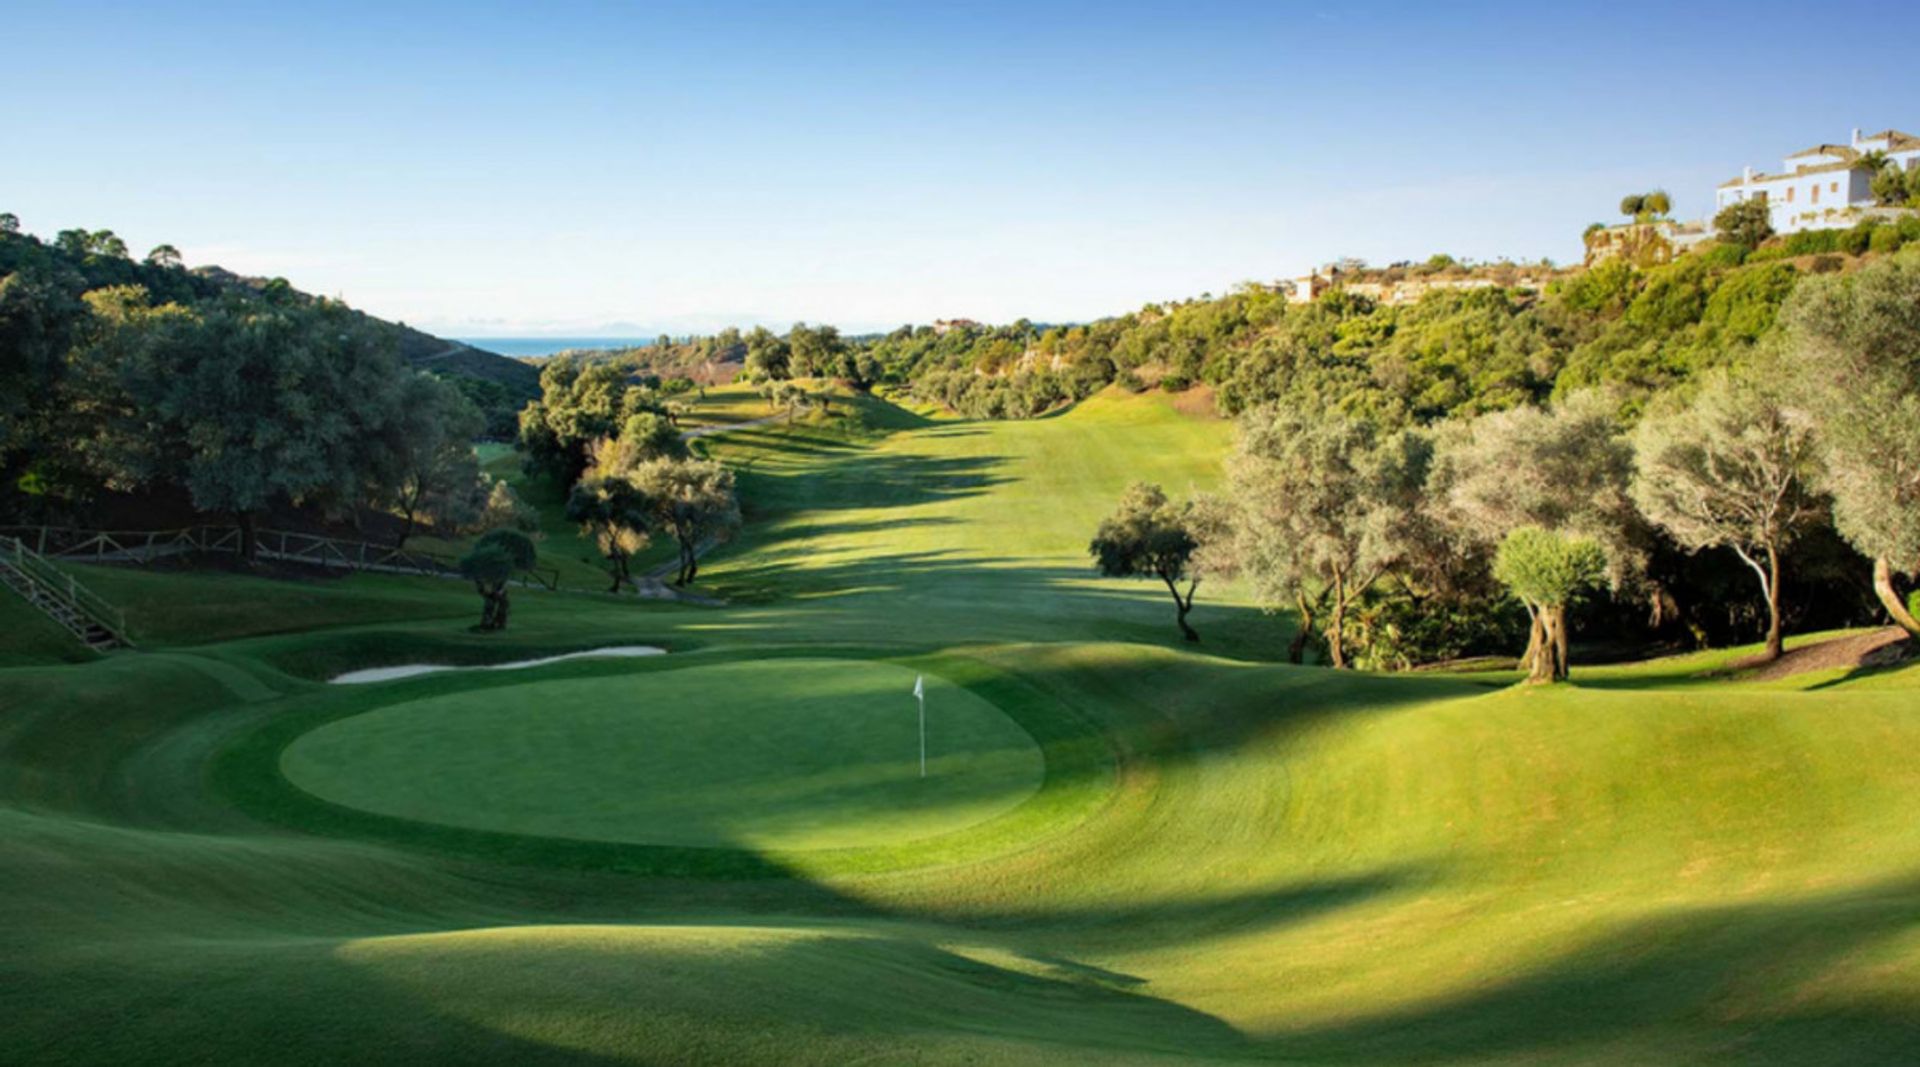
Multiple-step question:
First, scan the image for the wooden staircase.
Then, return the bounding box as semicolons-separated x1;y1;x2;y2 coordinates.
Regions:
0;536;131;652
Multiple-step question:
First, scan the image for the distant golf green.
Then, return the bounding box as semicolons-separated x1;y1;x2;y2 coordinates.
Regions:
281;660;1045;850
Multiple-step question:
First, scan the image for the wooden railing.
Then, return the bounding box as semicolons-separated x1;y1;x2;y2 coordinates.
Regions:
0;536;131;645
0;525;559;591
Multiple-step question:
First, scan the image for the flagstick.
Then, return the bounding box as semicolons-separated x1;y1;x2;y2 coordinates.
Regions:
918;688;926;778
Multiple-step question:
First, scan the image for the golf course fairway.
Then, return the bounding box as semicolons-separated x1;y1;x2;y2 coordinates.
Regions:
6;389;1920;1065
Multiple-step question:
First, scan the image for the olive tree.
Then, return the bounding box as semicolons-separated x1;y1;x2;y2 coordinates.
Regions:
1090;482;1205;643
377;374;485;550
1631;372;1822;659
1217;408;1429;667
459;529;537;631
1433;391;1640;676
565;473;653;593
630;457;741;586
1493;527;1607;683
1776;250;1920;637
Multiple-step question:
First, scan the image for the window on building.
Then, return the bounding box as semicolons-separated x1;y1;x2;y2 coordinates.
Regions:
1831;181;1839;193
1786;186;1795;202
1812;184;1821;204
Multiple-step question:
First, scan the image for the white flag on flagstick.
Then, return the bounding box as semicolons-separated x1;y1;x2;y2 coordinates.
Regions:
913;674;926;778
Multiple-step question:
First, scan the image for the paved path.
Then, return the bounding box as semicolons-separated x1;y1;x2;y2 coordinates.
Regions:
680;412;785;439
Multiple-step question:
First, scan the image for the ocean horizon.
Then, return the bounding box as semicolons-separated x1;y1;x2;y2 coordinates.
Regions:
459;337;655;358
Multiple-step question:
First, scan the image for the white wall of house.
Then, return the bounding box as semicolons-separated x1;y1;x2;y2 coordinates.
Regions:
1715;127;1918;234
1718;170;1877;233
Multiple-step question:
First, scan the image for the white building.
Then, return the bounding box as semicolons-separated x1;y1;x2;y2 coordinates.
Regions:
1716;128;1920;233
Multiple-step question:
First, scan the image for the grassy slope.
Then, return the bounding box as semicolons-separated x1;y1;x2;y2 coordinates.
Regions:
4;389;1920;1065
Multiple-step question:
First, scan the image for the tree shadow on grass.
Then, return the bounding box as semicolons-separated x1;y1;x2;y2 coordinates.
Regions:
1249;870;1920;1066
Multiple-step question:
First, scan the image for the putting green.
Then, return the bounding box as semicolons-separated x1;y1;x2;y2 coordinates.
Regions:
280;659;1046;850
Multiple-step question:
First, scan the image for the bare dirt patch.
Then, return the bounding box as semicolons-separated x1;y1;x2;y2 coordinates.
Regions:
1738;628;1914;682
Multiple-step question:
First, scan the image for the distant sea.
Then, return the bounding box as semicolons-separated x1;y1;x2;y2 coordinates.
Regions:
458;337;654;358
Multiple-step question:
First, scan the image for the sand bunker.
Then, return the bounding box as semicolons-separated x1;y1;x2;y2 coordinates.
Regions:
329;646;665;684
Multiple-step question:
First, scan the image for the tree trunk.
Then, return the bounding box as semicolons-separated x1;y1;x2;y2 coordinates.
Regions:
476;581;509;631
1288;592;1316;664
1734;544;1784;661
1159;574;1200;643
1764;546;1784;660
677;536;698;586
1520;604;1545;676
1521;602;1560;684
1873;557;1920;638
236;510;258;563
1327;590;1348;669
1547;603;1572;682
607;552;630;594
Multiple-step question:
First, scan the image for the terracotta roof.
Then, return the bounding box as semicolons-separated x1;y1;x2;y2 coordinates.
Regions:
1721;159;1871;188
1787;143;1860;162
1864;129;1919;143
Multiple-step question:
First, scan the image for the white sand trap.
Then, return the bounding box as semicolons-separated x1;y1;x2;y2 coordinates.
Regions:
329;646;665;684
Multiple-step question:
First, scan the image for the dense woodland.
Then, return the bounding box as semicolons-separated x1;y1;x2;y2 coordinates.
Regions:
0;216;534;549
1076;242;1920;675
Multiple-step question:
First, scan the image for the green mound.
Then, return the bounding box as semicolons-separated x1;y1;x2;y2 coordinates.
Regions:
280;659;1045;850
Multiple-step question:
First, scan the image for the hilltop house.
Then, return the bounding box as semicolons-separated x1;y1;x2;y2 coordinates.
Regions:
1716;128;1920;233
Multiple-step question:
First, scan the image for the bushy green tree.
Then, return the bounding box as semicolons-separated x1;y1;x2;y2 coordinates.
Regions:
629;457;741;586
1090;482;1206;643
1493;527;1607;682
375;374;486;549
1631;372;1822;659
1217;409;1430;665
1713;198;1774;250
1776;249;1920;636
1432;392;1640;673
517;358;637;485
459;529;537;631
565;467;653;593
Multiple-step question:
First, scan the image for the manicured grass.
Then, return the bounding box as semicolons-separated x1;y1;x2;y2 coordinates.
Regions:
280;659;1045;851
6;389;1920;1064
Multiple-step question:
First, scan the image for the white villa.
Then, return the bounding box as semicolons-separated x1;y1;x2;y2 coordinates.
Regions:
1717;128;1920;233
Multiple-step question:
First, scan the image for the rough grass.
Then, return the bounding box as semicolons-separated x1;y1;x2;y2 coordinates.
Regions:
6;389;1920;1064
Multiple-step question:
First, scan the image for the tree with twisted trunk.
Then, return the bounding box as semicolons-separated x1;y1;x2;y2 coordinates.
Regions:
1431;391;1643;677
631;457;741;587
1776;250;1920;638
1631;371;1823;660
1090;482;1206;643
459;530;537;631
1494;527;1607;683
1213;409;1429;667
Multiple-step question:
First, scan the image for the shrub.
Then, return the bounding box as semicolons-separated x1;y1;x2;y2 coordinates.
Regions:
1840;222;1877;256
1697;242;1748;270
1159;373;1193;393
1871;225;1904;254
1809;254;1845;274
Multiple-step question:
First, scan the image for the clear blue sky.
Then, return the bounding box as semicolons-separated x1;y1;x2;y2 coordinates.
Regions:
7;1;1918;336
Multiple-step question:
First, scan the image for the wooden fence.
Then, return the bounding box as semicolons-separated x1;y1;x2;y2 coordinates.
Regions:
0;525;559;591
